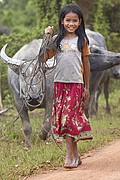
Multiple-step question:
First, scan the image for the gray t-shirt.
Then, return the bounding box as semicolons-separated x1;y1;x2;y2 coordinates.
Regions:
54;37;84;84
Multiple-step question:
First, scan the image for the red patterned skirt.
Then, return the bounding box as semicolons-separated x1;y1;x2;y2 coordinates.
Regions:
52;82;93;142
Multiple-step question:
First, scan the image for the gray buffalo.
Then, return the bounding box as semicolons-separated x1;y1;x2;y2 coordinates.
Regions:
85;29;120;117
0;29;120;147
87;45;120;117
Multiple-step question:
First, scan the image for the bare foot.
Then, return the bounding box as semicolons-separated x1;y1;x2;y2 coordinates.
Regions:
64;156;73;168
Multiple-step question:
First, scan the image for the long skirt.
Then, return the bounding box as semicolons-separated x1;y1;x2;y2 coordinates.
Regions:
52;82;93;142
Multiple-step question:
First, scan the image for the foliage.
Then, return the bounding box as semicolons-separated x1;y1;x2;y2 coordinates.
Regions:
93;0;110;38
90;0;120;50
0;0;119;47
107;32;120;52
104;1;120;33
0;0;119;37
0;0;36;33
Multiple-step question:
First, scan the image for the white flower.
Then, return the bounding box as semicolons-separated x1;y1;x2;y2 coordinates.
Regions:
15;164;19;168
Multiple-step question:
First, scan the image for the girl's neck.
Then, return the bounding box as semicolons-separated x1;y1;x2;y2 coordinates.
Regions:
64;33;78;40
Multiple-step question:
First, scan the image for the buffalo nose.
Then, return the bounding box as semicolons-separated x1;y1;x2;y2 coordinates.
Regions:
26;94;38;101
27;96;40;106
113;73;120;79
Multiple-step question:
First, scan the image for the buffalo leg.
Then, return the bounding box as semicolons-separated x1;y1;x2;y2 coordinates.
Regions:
16;104;32;148
103;78;110;113
39;102;52;140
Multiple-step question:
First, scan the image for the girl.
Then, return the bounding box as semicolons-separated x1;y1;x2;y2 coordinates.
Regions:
45;3;93;168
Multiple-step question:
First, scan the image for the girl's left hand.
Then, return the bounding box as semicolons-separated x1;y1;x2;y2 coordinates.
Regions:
84;88;90;101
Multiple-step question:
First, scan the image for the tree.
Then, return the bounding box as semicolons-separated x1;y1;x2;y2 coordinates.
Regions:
93;0;110;37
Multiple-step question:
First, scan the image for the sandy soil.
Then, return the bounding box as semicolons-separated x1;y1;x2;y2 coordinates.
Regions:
27;139;120;180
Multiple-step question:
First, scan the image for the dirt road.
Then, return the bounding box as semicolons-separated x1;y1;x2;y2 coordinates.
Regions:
27;139;120;180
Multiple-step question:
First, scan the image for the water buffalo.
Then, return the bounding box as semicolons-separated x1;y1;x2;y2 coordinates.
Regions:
85;29;120;117
0;30;120;147
87;45;120;117
88;46;120;116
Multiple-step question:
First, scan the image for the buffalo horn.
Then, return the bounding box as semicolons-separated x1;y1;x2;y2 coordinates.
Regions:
0;44;20;66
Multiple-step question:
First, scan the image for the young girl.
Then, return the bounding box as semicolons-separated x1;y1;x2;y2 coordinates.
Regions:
44;3;93;168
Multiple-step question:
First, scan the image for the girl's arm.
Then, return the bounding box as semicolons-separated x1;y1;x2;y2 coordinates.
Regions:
40;26;55;62
82;39;91;100
82;55;90;100
82;56;90;100
82;56;90;90
44;26;55;60
40;47;54;62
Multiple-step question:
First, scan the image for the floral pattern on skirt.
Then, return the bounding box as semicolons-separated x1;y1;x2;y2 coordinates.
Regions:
52;82;93;142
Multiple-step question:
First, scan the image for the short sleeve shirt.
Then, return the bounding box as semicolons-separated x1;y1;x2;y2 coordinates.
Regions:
54;36;90;83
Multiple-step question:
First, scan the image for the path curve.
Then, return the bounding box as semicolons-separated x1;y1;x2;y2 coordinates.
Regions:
27;139;120;180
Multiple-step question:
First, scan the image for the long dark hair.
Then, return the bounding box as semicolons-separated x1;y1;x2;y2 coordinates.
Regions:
54;4;89;52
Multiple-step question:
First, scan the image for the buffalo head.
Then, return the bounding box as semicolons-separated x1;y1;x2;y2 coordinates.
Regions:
112;65;120;79
89;45;120;71
0;41;46;108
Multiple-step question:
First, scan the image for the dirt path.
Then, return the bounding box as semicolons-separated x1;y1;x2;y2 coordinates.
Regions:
27;139;120;180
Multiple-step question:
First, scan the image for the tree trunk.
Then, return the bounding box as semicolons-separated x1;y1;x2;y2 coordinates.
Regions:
77;0;98;26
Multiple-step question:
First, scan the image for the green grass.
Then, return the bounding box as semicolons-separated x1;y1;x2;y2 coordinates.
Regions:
0;88;120;180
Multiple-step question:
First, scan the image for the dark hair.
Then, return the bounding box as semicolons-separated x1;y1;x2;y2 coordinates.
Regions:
54;4;89;52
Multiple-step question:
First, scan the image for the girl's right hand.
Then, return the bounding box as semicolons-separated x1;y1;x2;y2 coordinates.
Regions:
45;26;54;35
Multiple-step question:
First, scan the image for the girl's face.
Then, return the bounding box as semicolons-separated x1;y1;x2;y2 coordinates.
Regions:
62;12;81;35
